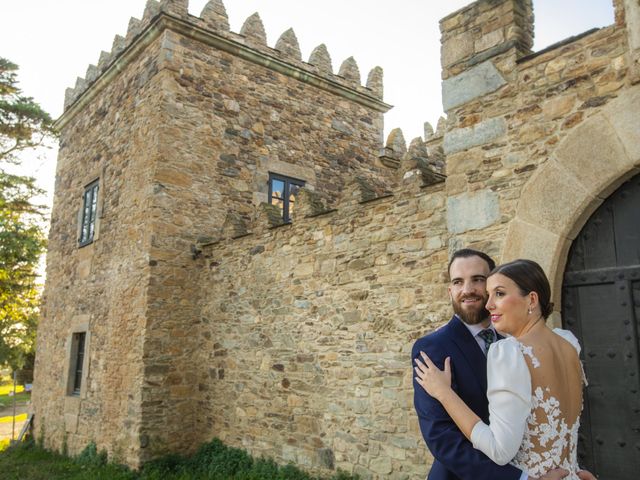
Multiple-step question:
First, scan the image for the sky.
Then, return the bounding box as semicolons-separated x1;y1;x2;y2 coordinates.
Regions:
1;0;616;208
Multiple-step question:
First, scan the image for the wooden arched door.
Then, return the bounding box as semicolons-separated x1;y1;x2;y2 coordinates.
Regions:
562;173;640;479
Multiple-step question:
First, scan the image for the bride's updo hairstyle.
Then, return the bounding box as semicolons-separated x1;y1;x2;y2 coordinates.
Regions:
488;259;554;319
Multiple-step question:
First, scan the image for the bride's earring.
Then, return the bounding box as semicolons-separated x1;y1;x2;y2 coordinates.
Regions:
527;308;532;315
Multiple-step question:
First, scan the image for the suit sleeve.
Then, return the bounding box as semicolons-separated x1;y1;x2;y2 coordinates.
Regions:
412;337;524;480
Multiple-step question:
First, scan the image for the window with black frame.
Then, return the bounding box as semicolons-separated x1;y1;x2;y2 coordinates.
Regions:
268;173;305;223
70;332;86;396
79;180;99;246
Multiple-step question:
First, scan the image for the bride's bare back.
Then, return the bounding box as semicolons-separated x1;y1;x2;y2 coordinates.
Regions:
513;326;584;478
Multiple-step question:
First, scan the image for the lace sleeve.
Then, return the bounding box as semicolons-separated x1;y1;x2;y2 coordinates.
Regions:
470;338;532;465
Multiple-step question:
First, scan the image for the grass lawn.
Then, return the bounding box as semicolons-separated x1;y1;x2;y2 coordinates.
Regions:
0;439;361;480
0;392;30;409
0;442;135;480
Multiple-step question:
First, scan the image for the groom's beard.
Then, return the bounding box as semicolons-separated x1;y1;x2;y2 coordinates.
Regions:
451;293;489;325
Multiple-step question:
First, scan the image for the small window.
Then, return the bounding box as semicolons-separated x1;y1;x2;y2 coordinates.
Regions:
79;180;99;246
70;332;86;396
268;173;304;223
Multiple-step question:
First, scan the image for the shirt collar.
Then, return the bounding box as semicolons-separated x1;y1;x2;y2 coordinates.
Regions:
455;314;493;337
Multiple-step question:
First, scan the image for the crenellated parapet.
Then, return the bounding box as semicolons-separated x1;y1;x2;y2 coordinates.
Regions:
377;123;446;184
59;0;390;123
378;128;406;169
194;162;444;254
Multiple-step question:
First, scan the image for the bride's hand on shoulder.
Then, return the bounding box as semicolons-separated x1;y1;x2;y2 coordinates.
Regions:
414;352;452;401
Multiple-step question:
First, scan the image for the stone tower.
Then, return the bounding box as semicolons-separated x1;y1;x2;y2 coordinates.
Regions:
33;0;393;467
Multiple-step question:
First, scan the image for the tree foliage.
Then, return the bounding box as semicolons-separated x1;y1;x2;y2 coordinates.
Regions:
0;57;56;163
0;56;54;372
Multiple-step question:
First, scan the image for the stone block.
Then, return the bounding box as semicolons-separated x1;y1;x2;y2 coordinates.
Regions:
446;190;500;234
502;216;574;304
625;0;640;50
517;160;596;239
500;218;564;280
542;95;576;120
555;113;634;197
443;117;507;155
441;30;474;68
444;173;467;195
442;61;507;111
369;455;392;474
602;85;640;165
475;29;505;53
65;413;79;433
446;150;483;175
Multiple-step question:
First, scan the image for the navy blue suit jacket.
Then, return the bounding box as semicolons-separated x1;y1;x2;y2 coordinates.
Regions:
412;315;523;480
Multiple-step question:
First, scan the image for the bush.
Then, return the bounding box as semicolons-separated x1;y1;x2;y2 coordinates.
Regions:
76;441;108;466
143;438;360;480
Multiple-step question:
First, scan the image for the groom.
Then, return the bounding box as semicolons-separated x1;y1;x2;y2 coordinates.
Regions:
412;248;594;480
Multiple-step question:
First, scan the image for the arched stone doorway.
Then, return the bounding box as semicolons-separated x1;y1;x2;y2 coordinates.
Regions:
502;85;640;315
562;173;640;479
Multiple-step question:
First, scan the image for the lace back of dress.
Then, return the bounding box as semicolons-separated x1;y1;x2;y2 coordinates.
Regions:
512;328;584;479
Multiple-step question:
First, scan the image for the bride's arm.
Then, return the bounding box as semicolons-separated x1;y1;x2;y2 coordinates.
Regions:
415;339;532;465
414;354;482;439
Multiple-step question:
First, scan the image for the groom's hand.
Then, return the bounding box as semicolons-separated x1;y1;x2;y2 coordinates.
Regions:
577;470;597;480
530;468;569;480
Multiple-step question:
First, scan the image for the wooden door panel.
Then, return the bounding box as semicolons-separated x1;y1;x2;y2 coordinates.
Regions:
562;174;640;479
611;177;640;267
564;280;640;478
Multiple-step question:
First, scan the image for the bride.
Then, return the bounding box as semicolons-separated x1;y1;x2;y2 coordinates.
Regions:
415;259;586;479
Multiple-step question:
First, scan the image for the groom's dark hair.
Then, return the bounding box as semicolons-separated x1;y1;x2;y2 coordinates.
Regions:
448;248;496;276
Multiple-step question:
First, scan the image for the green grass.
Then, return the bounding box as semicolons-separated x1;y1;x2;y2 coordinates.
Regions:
0;441;135;480
0;392;30;408
0;439;361;480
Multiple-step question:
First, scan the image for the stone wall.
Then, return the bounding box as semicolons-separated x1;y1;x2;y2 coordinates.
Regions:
196;172;448;479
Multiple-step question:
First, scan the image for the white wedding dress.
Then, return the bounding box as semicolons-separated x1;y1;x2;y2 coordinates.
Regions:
470;328;585;479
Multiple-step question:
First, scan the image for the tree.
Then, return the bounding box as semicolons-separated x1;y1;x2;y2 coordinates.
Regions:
0;57;55;163
0;56;54;373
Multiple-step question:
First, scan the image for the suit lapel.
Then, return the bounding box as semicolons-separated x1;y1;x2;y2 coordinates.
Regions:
449;316;488;393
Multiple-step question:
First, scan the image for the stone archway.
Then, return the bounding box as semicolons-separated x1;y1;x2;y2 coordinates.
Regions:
501;85;640;323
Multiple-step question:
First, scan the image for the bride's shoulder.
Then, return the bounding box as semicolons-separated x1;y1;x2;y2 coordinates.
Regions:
552;328;581;354
487;337;531;385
